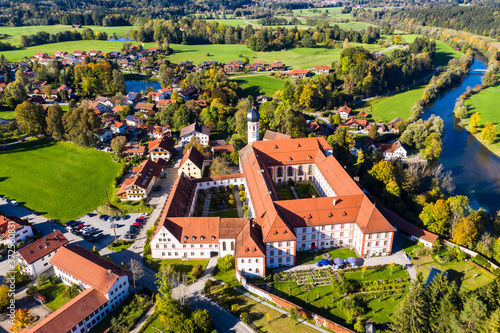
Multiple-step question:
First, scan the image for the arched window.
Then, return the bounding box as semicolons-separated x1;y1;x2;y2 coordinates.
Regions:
231;241;234;251
308;165;313;174
256;268;260;273
248;259;252;263
287;167;293;176
298;166;304;176
277;167;283;177
223;242;226;251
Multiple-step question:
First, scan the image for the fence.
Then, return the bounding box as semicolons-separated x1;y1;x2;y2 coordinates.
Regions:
441;239;499;270
235;270;355;333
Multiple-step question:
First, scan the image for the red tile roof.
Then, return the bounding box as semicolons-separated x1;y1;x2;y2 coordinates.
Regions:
148;135;174;153
49;245;131;294
180;147;205;171
23;288;108;333
0;215;31;239
18;230;68;264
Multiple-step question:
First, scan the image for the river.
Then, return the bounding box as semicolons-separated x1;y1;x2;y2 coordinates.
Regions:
422;59;500;213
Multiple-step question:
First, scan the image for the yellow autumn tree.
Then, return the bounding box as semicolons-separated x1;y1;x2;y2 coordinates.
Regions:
452;217;478;247
470;112;481;134
9;309;31;333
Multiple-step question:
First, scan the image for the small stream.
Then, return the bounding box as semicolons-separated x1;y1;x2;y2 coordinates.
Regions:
422;59;500;212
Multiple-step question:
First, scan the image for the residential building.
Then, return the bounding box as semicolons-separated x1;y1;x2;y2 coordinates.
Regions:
134;102;155;113
364;139;407;160
285;69;310;78
0;215;33;246
117;159;166;201
110;121;126;134
336;106;352;119
25;245;131;333
16;230;68;278
146;125;171;140
180;123;210;146
315;66;331;75
94;129;113;142
178;86;198;101
124;115;143;127
148;135;175;161
178;147;205;178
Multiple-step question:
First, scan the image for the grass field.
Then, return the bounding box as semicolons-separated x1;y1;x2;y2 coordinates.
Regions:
35;281;72;311
365;83;427;122
234;74;285;97
0;25;133;46
1;40;142;62
204;19;249;27
291;7;354;20
276;186;296;200
0;110;16;121
144;256;209;280
0;139;122;221
462;86;500;156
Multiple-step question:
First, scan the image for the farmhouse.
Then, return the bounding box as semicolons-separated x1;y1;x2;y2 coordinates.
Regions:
335;106;352;119
16;230;68;279
180;123;210;146
0;215;33;246
25;245;131;333
285;69;310;78
315;65;331;75
365;139;407;160
117;159;166;201
178;147;205;179
151;108;396;278
148;135;175;161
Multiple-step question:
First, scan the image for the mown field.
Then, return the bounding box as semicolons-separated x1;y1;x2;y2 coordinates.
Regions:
0;139;122;221
0;40;144;62
365;83;427;122
233;74;286;97
0;25;132;46
462;87;500;156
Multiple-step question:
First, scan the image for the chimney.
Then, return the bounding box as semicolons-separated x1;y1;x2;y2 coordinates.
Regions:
107;269;112;275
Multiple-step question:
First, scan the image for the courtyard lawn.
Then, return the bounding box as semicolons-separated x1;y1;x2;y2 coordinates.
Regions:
365;83;427;122
0;139;122;221
294;183;319;199
0;40;143;62
296;248;357;265
276;186;296;200
463;86;500;156
233;74;286;97
35;281;71;311
207;209;239;218
0;25;133;46
343;265;409;281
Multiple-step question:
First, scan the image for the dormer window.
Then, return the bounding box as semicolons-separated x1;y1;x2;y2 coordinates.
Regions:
211;236;216;241
192;236;196;241
183;236;188;241
201;236;205;241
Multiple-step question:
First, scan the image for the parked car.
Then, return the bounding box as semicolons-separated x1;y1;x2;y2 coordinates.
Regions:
103;216;109;221
122;215;130;220
33;211;39;216
10;200;18;206
124;234;136;239
133;222;142;227
95;233;104;240
75;224;85;230
99;215;105;220
139;213;149;217
113;216;121;221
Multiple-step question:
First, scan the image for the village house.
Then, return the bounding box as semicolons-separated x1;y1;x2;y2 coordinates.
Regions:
125;92;141;104
387;117;404;132
25;245;131;333
134;102;155;114
180;123;210;146
0;215;33;246
224;60;244;74
122;145;146;157
148;135;175;161
285;69;311;78
147;125;171;139
211;144;234;156
345;117;368;130
269;61;284;70
178;86;198;101
364;138;407;160
335;106;352;119
156;99;177;109
16;230;68;279
117;159;166;201
124;115;143;127
308;120;325;134
94;129;113;142
178;147;205;179
315;65;331;75
256;95;272;104
110;121;127;134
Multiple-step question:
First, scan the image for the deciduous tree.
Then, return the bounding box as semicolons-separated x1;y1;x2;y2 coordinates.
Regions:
15;101;47;135
46;103;64;140
480;122;497;144
111;136;127;154
452;217;478;247
210;156;231;176
469;112;481;134
9;309;31;333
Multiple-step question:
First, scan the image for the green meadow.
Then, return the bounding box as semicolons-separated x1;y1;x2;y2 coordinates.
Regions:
234;74;286;97
0;139;121;221
0;25;132;46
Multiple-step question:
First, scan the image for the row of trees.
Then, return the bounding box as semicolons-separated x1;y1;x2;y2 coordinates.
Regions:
19;27;109;48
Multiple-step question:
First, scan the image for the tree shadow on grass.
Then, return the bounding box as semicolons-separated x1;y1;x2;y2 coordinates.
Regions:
0;138;54;156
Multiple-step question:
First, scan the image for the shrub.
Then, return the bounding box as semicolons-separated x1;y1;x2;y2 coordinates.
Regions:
191;264;203;279
240;312;250;324
217;255;234;272
239;190;245;197
229;185;234;190
219;186;226;193
49;275;59;285
228;199;235;206
242;205;248;211
229;194;234;200
239;185;244;191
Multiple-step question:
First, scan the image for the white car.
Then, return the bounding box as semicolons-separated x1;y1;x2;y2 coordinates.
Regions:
140;213;149;217
10;200;18;206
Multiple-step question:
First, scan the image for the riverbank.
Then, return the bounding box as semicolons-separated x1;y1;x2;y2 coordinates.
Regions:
459;86;500;157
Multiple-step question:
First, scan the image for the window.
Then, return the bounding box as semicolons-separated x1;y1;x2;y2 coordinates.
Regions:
302;236;306;241
191;245;194;248
286;242;290;247
270;251;274;256
256;268;260;273
340;224;344;229
348;239;352;244
321;226;325;231
270;258;274;264
366;249;370;255
321;234;325;239
320;242;324;246
278;250;282;255
268;168;273;176
168;252;171;256
376;241;379;246
302;228;307;233
376;233;381;239
278;258;282;263
383;248;387;253
287;166;293;176
256;259;259;263
339;240;343;245
241;259;245;263
278;242;282;247
302;243;306;248
368;234;373;239
248;259;252;263
286;249;290;254
223;242;226;251
231;242;234;251
183;245;186;248
311;235;316;240
277;167;283;177
286;257;290;262
367;242;371;247
349;231;353;236
308;165;313;174
340;232;344;237
191;252;194;256
174;252;178;256
384;240;388;246
298;166;304;175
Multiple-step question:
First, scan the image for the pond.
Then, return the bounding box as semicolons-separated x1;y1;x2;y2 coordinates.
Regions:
422;58;500;212
125;80;161;93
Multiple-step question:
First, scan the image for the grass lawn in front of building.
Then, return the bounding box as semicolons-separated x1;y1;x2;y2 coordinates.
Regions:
233;74;286;97
107;240;134;252
0;110;16;121
276;186;296;200
35;281;72;311
296;248;357;265
343;265;409;281
0;139;122;221
143;256;209;280
212;267;241;287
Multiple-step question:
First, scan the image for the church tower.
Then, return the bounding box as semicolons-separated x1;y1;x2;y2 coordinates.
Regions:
247;107;260;143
